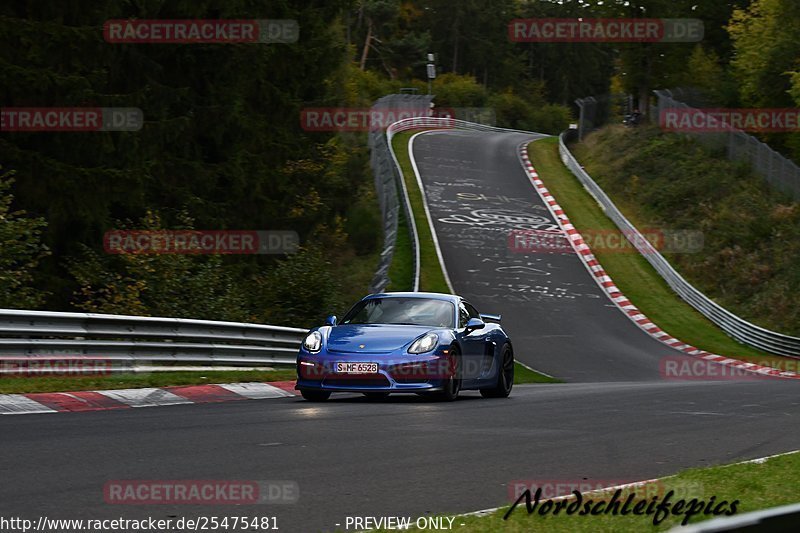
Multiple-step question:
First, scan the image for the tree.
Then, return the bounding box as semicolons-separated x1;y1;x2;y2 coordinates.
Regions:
728;0;800;160
0;167;50;308
0;0;358;308
608;0;746;114
679;45;738;106
66;211;251;321
728;0;800;108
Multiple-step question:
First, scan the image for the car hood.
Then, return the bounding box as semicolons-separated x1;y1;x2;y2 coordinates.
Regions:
326;324;434;354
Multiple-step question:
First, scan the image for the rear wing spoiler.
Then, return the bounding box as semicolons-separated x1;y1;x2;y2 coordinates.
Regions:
480;313;501;323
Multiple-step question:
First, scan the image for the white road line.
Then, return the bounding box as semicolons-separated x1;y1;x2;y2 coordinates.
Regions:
408;131;455;294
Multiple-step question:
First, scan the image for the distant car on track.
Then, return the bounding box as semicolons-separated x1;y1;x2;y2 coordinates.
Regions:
296;292;514;401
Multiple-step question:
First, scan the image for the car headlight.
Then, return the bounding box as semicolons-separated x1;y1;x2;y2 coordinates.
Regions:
408;332;439;354
303;331;322;353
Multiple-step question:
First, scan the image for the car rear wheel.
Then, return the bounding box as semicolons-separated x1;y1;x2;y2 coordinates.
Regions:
480;344;514;398
433;346;461;401
363;392;390;400
301;390;331;402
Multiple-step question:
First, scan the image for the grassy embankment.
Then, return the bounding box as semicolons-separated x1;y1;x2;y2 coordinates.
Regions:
528;132;798;368
368;451;800;532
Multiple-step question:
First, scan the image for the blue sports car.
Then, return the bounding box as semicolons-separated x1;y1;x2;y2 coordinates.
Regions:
295;292;514;401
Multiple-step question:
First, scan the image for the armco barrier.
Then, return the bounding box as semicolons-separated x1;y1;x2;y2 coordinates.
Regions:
559;130;800;358
670;502;800;532
368;95;434;293
0;308;306;365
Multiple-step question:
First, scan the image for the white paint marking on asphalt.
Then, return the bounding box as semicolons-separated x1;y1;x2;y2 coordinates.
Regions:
98;388;192;408
722;448;800;466
0;394;57;415
408;131;455;294
218;382;294;399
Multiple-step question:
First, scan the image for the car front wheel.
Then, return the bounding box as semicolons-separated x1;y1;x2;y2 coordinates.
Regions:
434;346;461;401
301;390;331;402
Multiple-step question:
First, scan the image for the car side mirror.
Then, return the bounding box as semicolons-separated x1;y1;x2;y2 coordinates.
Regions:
465;317;485;334
324;315;337;326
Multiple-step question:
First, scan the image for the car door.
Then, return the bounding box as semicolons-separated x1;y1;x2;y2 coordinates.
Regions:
463;301;495;379
456;301;488;382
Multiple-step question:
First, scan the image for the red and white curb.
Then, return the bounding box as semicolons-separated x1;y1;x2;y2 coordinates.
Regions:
517;143;799;380
0;381;298;415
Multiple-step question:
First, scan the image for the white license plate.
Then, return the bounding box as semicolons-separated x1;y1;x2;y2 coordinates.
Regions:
335;362;379;374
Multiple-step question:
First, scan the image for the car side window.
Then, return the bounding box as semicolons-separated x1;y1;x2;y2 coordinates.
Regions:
463;302;480;319
458;303;470;329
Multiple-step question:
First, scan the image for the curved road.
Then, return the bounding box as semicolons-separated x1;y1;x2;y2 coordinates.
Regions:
1;130;798;533
410;130;683;381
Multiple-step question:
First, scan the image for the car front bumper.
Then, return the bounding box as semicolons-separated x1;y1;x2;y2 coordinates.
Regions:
295;350;454;393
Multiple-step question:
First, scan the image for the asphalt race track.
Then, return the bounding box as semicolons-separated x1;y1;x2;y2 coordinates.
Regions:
2;130;799;532
410;129;687;382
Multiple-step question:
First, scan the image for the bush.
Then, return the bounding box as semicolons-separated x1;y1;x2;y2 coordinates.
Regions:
531;104;573;135
255;247;340;328
345;190;382;255
489;91;572;134
431;73;488;107
66;211;251;322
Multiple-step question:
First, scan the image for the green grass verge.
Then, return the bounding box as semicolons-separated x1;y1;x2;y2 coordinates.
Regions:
390;130;451;294
387;203;414;291
513;362;561;384
528;137;793;367
572;125;800;336
368;451;800;532
0;368;298;394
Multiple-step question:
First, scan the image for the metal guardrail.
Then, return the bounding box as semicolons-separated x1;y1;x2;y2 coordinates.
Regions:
387;116;542;136
0;308;306;365
368;94;434;293
559;130;800;358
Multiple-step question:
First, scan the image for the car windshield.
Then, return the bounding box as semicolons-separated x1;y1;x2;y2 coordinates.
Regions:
341;298;455;328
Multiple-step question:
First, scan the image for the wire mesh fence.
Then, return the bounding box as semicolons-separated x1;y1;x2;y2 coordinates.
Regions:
576;89;800;201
